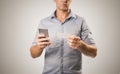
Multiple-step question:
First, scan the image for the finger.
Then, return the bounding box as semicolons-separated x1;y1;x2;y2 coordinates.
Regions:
71;44;78;49
68;39;77;44
68;35;81;40
68;40;81;50
38;41;51;45
67;38;78;46
37;38;50;42
37;33;46;39
68;35;76;40
68;41;76;49
68;37;79;43
75;37;81;40
37;43;51;49
67;41;71;45
68;41;76;47
70;44;76;49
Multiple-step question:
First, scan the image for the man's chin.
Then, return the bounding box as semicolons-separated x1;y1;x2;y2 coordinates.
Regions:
60;8;69;12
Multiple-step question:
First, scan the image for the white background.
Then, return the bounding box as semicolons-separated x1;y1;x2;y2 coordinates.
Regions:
0;0;120;74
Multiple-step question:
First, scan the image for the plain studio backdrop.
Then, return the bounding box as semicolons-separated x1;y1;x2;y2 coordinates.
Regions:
0;0;120;74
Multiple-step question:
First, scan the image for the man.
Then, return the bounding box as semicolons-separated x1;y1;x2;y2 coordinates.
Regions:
30;0;97;74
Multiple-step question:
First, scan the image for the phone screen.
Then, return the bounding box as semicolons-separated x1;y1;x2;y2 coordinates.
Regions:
39;29;49;37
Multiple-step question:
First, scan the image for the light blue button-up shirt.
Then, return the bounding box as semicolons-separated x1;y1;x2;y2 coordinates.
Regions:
32;11;95;74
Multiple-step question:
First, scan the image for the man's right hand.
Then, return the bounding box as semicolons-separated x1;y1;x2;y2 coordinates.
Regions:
36;33;51;50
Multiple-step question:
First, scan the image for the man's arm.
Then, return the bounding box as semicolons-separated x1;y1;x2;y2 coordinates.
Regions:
78;40;97;57
67;36;97;58
30;34;51;58
30;45;44;58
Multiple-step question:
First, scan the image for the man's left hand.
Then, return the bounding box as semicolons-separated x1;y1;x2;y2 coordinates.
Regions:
67;35;81;50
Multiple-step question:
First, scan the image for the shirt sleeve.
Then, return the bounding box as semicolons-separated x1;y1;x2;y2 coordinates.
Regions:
31;18;50;47
31;21;43;46
31;27;39;46
80;19;96;45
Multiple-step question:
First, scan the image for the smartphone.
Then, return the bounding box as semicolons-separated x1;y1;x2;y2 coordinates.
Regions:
39;28;49;37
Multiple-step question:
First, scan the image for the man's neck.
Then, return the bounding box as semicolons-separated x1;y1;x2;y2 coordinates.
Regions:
55;9;70;23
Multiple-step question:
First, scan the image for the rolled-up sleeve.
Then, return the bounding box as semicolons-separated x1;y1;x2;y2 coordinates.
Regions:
81;19;95;45
31;20;47;46
31;29;38;46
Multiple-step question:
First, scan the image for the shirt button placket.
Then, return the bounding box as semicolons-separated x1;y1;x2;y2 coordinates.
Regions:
60;23;65;74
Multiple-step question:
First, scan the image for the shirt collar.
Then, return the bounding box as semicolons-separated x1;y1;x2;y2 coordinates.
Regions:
49;10;76;20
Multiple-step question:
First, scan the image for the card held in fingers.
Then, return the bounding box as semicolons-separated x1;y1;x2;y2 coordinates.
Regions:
39;29;49;37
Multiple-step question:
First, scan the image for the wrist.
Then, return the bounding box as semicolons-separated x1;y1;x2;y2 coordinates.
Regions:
78;40;88;51
36;45;44;51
